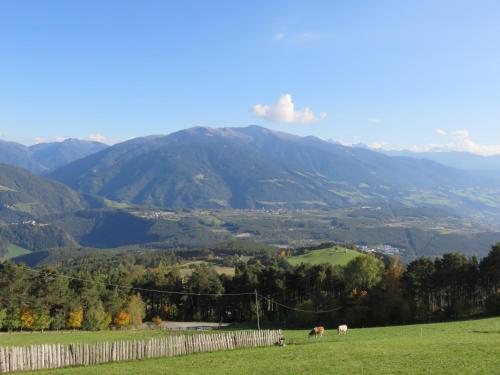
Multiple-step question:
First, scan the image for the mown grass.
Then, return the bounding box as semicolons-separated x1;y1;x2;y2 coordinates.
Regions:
102;198;131;209
11;202;37;214
3;244;31;260
0;185;17;192
287;246;362;267
0;328;184;347
13;317;500;374
173;261;235;278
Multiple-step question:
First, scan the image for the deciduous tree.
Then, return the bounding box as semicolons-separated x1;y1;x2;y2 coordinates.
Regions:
66;306;84;329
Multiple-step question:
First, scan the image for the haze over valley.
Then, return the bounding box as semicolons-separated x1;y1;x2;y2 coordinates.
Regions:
1;125;499;264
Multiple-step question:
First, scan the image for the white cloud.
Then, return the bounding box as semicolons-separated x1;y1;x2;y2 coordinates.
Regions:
272;31;324;43
296;31;322;42
252;94;327;124
34;137;47;144
85;133;109;143
369;142;385;150
274;32;285;41
31;133;120;145
415;129;500;156
449;129;470;138
369;118;382;124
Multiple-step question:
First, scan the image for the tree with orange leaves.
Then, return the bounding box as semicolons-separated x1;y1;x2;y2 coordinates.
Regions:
114;311;131;327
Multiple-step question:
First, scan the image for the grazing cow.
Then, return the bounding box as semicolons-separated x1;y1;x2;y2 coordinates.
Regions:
338;324;348;335
277;336;286;346
309;326;325;338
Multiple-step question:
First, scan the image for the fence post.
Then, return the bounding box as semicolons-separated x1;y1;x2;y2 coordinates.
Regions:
255;289;261;331
0;330;281;373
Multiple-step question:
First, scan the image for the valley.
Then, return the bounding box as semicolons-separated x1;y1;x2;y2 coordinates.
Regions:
1;126;499;264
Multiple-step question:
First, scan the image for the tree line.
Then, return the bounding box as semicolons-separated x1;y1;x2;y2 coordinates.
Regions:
0;245;498;331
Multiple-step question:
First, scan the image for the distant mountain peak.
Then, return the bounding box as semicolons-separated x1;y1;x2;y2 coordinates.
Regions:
47;124;497;212
0;138;108;173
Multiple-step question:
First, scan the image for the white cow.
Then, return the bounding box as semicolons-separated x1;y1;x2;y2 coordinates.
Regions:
337;324;348;335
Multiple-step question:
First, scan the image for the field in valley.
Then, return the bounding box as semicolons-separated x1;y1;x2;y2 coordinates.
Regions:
287;246;362;266
4;317;498;374
1;245;31;261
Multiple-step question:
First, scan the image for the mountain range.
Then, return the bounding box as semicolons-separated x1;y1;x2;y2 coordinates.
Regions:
0;138;108;173
380;149;500;172
1;125;500;260
47;126;500;213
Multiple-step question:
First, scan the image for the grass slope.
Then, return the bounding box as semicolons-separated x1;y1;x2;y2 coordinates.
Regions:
3;244;31;260
16;317;500;374
287;246;362;266
0;329;185;347
172;261;235;278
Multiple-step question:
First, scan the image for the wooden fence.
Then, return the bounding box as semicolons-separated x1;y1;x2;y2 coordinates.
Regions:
0;330;282;373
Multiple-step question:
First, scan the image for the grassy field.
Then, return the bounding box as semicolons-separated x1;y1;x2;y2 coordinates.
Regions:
2;244;31;260
11;202;37;214
287;246;362;266
0;328;182;347
8;317;498;374
103;198;131;209
173;261;235;278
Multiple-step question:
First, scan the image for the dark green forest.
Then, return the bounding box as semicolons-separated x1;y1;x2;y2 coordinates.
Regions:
0;244;499;331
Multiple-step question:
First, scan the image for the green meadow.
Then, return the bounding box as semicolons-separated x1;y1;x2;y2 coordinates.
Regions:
2;245;31;260
287;246;362;267
8;317;498;374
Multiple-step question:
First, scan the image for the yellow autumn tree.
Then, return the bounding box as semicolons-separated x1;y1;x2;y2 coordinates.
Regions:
383;256;405;291
66;306;84;329
127;294;146;326
20;307;34;330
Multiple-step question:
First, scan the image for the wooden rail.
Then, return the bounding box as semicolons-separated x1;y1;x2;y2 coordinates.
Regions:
0;330;282;373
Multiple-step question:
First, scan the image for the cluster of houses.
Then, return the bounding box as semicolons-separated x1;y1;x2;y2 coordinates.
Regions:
8;219;49;227
356;244;403;256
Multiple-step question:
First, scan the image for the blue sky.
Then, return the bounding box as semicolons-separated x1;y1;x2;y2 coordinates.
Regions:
1;1;499;154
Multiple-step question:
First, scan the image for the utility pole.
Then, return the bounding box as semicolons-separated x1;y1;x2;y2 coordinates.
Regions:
255;289;260;330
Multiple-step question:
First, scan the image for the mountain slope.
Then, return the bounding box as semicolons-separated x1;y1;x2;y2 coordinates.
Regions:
29;138;108;170
0;163;92;217
48;126;500;212
381;150;500;172
0;139;108;173
0;140;45;173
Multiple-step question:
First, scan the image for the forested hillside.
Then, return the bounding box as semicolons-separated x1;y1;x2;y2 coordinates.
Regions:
0;245;498;331
48;126;500;214
0;164;90;217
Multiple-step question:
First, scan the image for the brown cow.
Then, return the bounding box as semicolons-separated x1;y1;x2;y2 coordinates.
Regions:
308;326;325;338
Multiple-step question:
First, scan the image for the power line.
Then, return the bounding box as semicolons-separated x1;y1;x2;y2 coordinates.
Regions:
58;259;139;270
25;267;255;297
12;265;344;314
259;295;343;314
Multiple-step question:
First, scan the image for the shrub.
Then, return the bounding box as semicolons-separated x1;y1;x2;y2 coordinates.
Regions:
152;315;163;326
